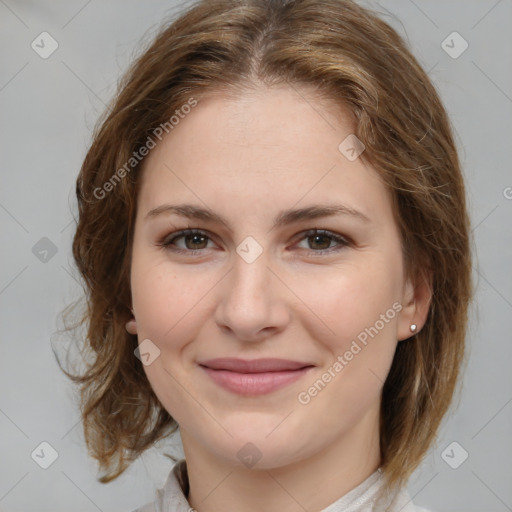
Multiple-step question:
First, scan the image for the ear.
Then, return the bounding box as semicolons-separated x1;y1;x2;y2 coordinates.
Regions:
397;266;433;342
125;307;138;335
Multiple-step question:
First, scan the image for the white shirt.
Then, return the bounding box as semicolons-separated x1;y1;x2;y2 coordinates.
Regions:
132;459;434;512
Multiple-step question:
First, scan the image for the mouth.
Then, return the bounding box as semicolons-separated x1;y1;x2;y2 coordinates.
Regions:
198;358;315;396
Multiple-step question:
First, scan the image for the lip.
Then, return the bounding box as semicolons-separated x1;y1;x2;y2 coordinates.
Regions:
198;358;315;396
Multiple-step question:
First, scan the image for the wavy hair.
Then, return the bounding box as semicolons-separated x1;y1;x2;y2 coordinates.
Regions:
55;0;474;491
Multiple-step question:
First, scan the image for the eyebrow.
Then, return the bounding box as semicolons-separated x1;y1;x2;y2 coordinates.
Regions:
145;203;371;229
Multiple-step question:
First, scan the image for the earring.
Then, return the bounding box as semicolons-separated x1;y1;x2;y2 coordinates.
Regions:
126;307;137;335
410;324;417;332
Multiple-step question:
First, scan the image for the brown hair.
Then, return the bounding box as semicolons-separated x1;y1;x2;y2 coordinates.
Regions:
56;0;474;491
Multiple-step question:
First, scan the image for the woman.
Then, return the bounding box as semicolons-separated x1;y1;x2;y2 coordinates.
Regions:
61;0;473;510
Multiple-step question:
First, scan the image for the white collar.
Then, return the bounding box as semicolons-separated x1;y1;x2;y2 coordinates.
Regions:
138;459;432;512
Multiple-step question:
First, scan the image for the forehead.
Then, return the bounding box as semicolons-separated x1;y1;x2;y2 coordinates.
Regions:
137;85;392;227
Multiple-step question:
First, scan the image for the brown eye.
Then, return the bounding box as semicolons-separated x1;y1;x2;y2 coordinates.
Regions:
181;232;209;250
307;233;333;250
160;229;214;253
296;229;350;254
158;228;350;256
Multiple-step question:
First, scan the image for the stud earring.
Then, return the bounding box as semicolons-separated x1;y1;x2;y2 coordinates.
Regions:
126;318;137;335
410;324;417;332
126;307;137;335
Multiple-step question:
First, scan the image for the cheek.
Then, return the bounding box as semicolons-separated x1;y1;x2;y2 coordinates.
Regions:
142;362;201;434
133;263;207;425
293;264;401;428
131;259;202;344
293;257;401;353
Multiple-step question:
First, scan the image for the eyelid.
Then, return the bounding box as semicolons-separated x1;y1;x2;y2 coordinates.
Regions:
294;228;351;250
158;227;352;256
157;228;217;253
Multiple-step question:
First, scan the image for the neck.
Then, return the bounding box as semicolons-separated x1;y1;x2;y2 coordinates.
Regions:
182;406;381;512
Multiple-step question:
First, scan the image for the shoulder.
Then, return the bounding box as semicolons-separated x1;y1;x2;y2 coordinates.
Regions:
402;500;436;512
129;459;189;512
398;501;437;512
128;505;154;512
401;499;437;512
404;499;437;511
393;487;436;512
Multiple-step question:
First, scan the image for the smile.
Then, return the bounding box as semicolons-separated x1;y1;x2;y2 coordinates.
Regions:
198;358;315;396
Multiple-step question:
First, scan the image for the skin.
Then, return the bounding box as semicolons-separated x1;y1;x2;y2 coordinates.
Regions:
126;84;432;512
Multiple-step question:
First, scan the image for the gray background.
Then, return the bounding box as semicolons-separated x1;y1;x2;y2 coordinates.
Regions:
1;0;511;511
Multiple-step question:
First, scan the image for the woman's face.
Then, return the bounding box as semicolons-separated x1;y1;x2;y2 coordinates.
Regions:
129;85;419;470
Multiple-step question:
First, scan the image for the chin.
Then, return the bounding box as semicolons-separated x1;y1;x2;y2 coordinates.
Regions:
196;420;315;470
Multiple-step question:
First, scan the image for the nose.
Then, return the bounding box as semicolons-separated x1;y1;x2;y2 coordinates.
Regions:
214;252;291;343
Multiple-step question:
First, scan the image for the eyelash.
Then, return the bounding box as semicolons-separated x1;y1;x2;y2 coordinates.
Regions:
157;228;351;257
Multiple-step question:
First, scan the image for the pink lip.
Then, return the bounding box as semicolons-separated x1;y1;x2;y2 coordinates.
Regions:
198;358;314;396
